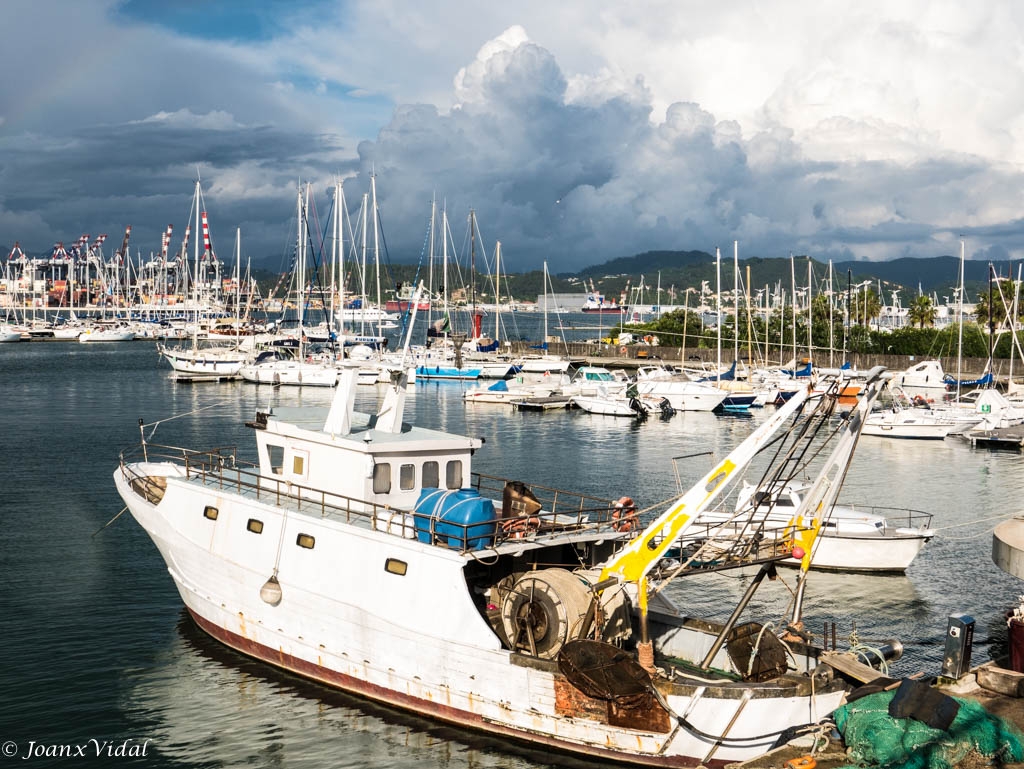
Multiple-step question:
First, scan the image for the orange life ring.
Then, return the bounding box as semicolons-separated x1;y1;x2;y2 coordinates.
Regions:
501;516;541;539
785;756;816;769
619;345;628;355
611;496;638;532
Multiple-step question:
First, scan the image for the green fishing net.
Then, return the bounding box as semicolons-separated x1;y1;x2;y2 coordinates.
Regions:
832;690;1024;769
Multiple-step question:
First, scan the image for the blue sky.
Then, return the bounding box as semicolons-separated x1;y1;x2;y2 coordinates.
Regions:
2;0;1023;272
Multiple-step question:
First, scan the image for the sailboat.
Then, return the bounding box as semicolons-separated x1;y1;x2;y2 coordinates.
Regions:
159;183;250;379
239;184;338;387
514;261;573;374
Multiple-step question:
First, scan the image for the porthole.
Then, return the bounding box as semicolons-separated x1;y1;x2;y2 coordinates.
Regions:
247;518;264;534
385;558;408;576
296;533;315;549
203;505;219;521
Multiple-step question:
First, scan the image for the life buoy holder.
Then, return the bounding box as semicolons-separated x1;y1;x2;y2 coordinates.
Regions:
611;496;638;532
501;515;541;539
785;756;816;769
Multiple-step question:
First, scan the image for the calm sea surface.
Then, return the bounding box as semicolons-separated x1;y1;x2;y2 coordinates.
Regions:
2;335;1024;768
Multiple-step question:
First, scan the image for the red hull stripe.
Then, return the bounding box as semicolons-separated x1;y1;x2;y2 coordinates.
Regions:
185;609;713;768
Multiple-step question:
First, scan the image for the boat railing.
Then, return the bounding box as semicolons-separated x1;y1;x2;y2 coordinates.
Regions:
833;505;935;531
119;444;630;553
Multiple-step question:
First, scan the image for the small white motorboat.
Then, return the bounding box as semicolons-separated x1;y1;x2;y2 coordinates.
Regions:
78;324;136;343
687;481;935;572
570;392;648;418
863;398;961;439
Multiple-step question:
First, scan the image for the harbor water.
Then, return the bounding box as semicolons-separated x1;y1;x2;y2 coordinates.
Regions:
2;340;1024;768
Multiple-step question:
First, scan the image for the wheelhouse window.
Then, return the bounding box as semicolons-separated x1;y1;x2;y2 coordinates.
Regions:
247;518;264;534
292;455;305;476
400;464;416;491
385;558;408;576
422;461;439;489
373;463;392;494
203;505;219;521
267;444;285;475
445;460;462;490
296;533;315;549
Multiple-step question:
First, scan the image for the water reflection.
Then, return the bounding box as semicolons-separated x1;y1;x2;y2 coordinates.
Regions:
123;614;606;769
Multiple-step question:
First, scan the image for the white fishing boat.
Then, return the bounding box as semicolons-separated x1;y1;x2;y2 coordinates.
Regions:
0;324;22;342
686;481;934;573
113;363;899;767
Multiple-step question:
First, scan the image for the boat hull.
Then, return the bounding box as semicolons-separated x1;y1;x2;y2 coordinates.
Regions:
786;533;930;572
239;362;339;387
635;382;727;412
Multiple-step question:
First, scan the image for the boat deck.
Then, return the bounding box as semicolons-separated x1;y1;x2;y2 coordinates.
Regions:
118;443;625;557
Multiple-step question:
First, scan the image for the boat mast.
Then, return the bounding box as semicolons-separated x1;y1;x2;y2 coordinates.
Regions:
427;194;436;332
956;239;965;399
828;260;834;368
360;193;368;336
494;240;502;340
733;241;739;368
715;246;721;383
234;227;241;343
790;254;797;366
192;179;201;345
371;174;383;339
470;209;476;322
542;260;549;349
296;185;306;358
330;180;340;341
442;204;449;340
807;256;813;362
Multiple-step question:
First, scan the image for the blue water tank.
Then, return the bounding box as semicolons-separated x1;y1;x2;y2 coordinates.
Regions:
413;488;497;550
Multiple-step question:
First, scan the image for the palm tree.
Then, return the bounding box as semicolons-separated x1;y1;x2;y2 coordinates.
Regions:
850;287;882;327
974;282;1011;332
907;295;937;329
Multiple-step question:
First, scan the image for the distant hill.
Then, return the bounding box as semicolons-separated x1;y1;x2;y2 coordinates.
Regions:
559;250;1016;304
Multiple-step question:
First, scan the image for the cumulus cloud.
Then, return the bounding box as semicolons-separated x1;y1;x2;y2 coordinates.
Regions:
3;1;1024;271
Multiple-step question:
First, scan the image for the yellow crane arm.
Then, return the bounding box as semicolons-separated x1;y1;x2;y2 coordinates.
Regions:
598;383;812;591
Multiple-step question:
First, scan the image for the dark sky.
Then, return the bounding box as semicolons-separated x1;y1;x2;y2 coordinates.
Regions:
2;1;1022;272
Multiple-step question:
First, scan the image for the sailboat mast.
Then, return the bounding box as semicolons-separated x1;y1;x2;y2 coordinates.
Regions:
330;181;339;337
442;205;449;338
360;193;368;335
807;257;812;361
192;180;200;336
297;185;307;355
790;254;797;366
715;246;722;383
371;174;383;339
828;260;834;367
235;228;241;342
494;240;502;339
733;241;739;367
543;260;549;347
956;239;965;399
427;195;436;331
470;209;476;315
